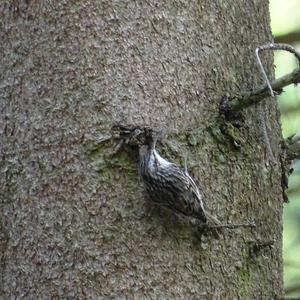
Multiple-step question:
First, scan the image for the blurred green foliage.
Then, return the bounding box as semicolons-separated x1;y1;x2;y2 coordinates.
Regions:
270;0;300;296
271;0;300;35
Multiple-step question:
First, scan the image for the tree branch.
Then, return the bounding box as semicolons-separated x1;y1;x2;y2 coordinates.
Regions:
223;67;300;114
222;43;300;115
275;30;300;44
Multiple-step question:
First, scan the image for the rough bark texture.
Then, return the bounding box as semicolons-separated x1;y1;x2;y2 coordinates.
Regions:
0;0;283;299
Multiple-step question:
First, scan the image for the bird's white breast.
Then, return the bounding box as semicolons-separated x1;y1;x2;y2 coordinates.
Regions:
153;150;172;167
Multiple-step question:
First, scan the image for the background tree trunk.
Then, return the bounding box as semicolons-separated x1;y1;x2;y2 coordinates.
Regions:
0;1;283;299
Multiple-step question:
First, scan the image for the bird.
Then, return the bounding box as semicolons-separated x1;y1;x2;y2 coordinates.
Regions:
139;131;210;224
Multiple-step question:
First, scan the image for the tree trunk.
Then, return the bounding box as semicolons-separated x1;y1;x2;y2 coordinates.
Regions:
0;1;283;299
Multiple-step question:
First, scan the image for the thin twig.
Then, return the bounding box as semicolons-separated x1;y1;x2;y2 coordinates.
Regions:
223;67;300;113
256;43;300;97
255;44;300;164
223;43;300;114
256;47;275;97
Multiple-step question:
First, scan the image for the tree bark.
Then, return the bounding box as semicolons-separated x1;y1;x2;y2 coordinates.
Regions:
0;1;283;299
